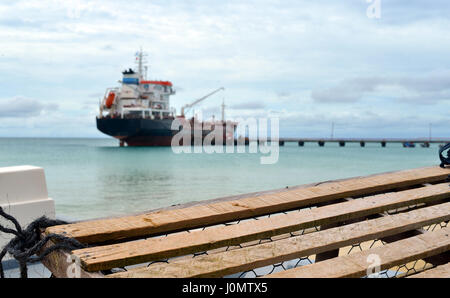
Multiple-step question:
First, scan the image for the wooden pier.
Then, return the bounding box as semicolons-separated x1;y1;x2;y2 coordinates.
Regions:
41;166;450;278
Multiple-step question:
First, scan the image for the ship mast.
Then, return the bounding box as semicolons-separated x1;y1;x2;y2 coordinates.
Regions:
136;48;148;80
221;99;226;122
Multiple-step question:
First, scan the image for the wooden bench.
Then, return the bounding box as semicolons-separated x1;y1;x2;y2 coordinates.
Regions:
41;166;450;278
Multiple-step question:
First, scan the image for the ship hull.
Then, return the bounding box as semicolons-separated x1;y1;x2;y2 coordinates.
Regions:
96;118;233;146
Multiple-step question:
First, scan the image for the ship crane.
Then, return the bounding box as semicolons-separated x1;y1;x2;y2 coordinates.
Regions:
180;87;225;117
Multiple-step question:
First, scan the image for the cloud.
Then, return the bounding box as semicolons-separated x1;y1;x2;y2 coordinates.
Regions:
311;78;379;103
88;92;104;98
199;106;220;116
276;91;291;99
373;0;450;25
0;1;450;137
101;44;114;51
231;101;266;110
311;71;450;104
274;108;450;139
0;97;57;118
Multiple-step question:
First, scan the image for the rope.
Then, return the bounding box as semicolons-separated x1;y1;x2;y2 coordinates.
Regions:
439;143;450;168
0;207;87;278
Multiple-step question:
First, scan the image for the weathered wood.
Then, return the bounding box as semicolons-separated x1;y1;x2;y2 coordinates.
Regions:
74;183;450;272
407;262;450;278
108;203;450;278
39;239;104;278
46;166;450;244
342;195;447;266
314;199;350;262
372;197;449;266
266;227;450;278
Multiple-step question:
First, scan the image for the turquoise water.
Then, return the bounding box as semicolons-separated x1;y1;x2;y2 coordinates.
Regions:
0;138;442;220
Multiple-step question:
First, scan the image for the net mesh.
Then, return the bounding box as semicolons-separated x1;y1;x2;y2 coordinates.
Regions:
107;201;448;278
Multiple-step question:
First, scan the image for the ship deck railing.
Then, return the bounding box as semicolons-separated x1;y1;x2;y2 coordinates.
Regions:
120;107;174;119
40;165;450;278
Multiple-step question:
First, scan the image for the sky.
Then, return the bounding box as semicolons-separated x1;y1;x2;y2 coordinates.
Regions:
1;0;450;138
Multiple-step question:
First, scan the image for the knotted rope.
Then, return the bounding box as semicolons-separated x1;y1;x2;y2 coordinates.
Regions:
0;207;86;278
439;143;450;168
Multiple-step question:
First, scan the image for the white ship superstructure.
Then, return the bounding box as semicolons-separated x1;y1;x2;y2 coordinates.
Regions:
99;50;176;120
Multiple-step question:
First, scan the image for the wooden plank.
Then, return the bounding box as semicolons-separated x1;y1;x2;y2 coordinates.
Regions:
39;239;104;278
407;262;450;278
314;199;350;262
107;203;450;278
265;227;450;278
340;196;447;266
371;196;449;266
46;166;450;244
74;183;450;272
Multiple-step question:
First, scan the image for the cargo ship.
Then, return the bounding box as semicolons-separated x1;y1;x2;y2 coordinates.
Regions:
96;50;236;146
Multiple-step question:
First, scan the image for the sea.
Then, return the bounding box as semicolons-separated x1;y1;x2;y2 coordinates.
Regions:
0;137;442;220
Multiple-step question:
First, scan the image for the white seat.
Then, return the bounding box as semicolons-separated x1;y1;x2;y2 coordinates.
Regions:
0;166;55;260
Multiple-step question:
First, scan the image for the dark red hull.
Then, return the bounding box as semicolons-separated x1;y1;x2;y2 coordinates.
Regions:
124;135;173;146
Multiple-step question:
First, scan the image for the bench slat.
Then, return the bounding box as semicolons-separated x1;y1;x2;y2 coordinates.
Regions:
266;227;450;278
74;183;450;272
46;166;450;244
107;203;450;278
407;262;450;278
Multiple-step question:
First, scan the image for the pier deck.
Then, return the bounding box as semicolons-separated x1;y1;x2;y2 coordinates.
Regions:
41;166;450;278
272;138;450;147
